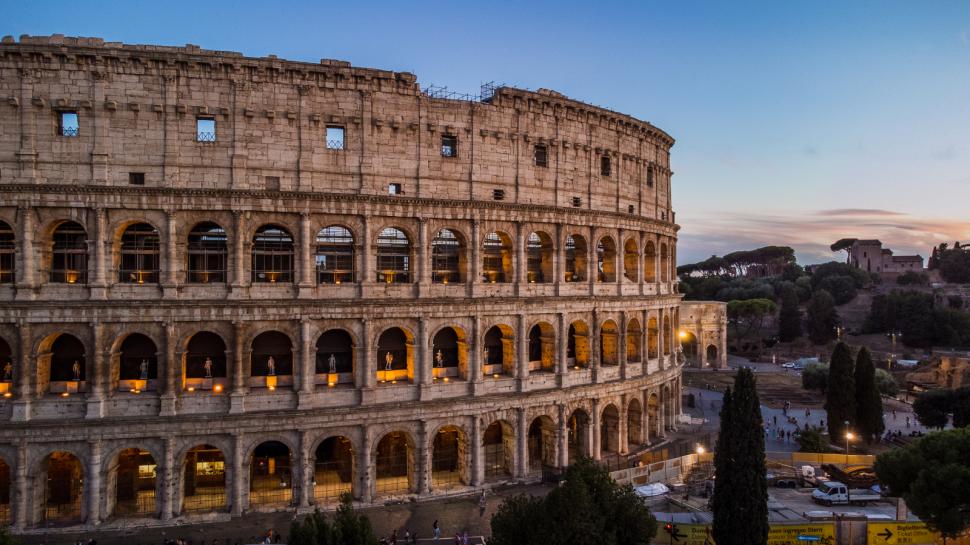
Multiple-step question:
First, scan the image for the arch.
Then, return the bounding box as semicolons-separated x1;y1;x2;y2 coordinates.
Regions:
117;333;158;392
599;320;619;366
118;222;161;284
567;321;590;369
377;327;413;383
314;436;354;503
527;415;557;472
375;227;411;283
250;331;293;384
706;344;719;365
482;324;514;377
0;456;9;525
647;394;660;441
46;333;86;395
40;451;84;524
623;238;639;281
600;404;620;454
663;315;672;356
482;231;513;283
184;331;228;391
660;242;669;283
431;425;469;490
627;398;644;447
596;236;617;282
528;322;555;373
0;221;14;284
181;444;226;513
250;441;293;507
50;221;88;284
643;241;657;283
431;326;467;380
567;409;590;463
316;225;355;284
106;447;157;518
483;420;514;480
186;221;227;284
647;317;659;359
252;224;294;283
374;431;414;497
626;318;642;363
316;329;354;385
0;336;12;387
564;234;588;282
681;331;699;365
431;228;465;284
526;231;553;283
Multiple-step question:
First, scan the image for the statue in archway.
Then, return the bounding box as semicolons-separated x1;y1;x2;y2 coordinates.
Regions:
203;356;213;378
483;346;489;364
72;360;81;381
384;351;394;371
267;356;276;376
2;361;12;382
140;358;149;380
435;349;444;368
328;353;337;374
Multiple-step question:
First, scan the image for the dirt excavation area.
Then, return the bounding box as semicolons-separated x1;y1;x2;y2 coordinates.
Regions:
684;367;823;408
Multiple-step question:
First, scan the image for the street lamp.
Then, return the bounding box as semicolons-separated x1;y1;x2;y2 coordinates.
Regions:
695;445;705;455
844;422;853;464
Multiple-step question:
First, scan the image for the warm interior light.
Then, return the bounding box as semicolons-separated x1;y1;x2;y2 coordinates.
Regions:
66;270;78;284
443;377;449;382
327;382;335;387
845;431;854;440
391;380;397;384
187;386;195;392
492;374;499;379
696;445;705;455
678;330;688;339
213;384;223;393
268;385;276;391
61;392;70;397
2;392;11;398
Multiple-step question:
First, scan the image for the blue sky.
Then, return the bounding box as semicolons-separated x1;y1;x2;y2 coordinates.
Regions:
5;1;969;264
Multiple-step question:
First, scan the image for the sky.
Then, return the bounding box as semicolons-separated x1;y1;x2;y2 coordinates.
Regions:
4;1;969;264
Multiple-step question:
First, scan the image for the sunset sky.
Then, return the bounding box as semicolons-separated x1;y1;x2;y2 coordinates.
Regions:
6;1;969;265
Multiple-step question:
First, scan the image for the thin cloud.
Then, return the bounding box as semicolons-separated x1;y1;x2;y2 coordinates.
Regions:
815;209;905;217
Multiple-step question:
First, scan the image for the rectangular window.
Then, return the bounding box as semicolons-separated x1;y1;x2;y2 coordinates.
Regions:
388;183;403;195
196;117;216;142
128;172;145;186
628;204;635;214
265;176;281;191
59;111;79;137
600;155;611;176
441;135;458;158
493;189;505;201
326;126;345;150
647;167;654;187
572;197;582;207
534;144;548;167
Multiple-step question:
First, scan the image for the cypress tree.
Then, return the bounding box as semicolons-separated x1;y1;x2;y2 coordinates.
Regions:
778;286;802;342
854;347;885;443
712;368;768;545
825;342;856;440
806;289;839;344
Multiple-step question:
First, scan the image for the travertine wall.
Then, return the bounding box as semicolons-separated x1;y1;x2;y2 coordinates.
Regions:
678;301;728;369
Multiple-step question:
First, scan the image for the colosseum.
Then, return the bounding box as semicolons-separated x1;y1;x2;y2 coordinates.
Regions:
0;34;725;533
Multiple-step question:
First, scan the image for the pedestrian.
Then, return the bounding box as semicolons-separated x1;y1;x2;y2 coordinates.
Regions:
892;409;897;419
454;533;461;545
773;415;777;426
463;530;469;545
479;489;487;516
434;519;441;540
906;416;910;428
404;529;411;543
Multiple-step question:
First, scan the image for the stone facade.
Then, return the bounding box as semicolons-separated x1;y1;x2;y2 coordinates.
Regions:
677;301;727;369
0;35;691;532
847;239;923;277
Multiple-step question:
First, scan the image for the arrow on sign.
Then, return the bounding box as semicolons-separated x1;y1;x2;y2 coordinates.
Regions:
877;528;894;542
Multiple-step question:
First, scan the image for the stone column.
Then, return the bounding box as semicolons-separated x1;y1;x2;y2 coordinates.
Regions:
159;322;178;416
591;398;601;461
359;319;374;390
641;389;651;445
230;211;247;292
590;310;600;381
469;314;483;394
162;210;178;297
11;321;31;422
554;223;563;295
15;204;35;296
359;216;371;292
587;225;596;294
515;313;529;390
87;440;103;525
556;404;569;468
618;312;628;379
229;321;246;414
657;309;666;370
470;219;481;294
85;322;106;419
659;395;667;439
417;218;430;295
514;408;527;478
616;227;625;295
90;207;107;297
359;425;373;502
556;312;568;385
470;416;483;487
298;430;311;507
618;394;629;455
416;420;430;494
418;317;431;400
514;223;526;294
298;212;314;295
160;436;176;520
231;433;245;515
298;318;314;407
13;442;28;530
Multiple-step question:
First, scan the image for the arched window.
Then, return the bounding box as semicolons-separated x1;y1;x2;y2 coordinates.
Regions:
482;231;513;283
623;238;639;281
316;330;354;382
376;327;410;377
252;225;294;283
526;232;553;283
50;221;88;284
660;242;669;283
431;229;462;284
564;234;587;282
185;332;227;380
251;331;293;378
316;226;355;284
643;241;657;283
118;333;158;382
596;237;616;282
187;222;227;283
0;221;13;284
376;227;410;283
119;223;160;284
49;334;86;390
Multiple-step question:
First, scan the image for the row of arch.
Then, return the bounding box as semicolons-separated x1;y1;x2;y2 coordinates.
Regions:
0;219;674;286
1;315;677;395
0;392;675;527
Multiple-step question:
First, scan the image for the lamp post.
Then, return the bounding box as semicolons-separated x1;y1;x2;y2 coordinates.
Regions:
888;330;901;370
844;421;853;464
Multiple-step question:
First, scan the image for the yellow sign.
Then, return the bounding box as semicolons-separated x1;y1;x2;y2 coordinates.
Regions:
654;523;834;545
655;523;714;545
867;522;938;545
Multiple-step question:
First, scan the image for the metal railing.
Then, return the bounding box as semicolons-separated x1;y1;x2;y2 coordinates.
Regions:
196;131;216;142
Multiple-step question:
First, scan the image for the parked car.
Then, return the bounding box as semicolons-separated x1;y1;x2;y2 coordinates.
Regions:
811;481;881;506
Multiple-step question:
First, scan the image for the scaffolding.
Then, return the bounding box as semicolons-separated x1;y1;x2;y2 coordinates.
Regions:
422;81;506;103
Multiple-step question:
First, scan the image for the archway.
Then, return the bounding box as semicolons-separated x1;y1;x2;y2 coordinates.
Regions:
431;228;465;284
117;333;158;392
527;416;557;472
316;225;355;284
628;398;644;447
374;432;413;497
181;445;226;513
660;243;669;283
706;344;719;366
432;327;465;381
0;221;14;284
187;221;228;284
184;331;227;392
0;337;12;392
528;322;555;373
643;241;657;283
250;441;292;507
599;320;619;366
626;318;642;363
431;425;468;490
680;332;699;366
567;321;590;369
42;451;83;524
108;448;157;518
0;457;9;525
647;317;659;359
526;232;553;283
47;333;86;395
375;227;411;283
647;394;660;442
376;327;412;383
250;331;293;389
564;234;588;282
252;224;294;283
482;231;513;283
316;330;354;386
663;316;672;356
483;420;514;480
50;221;88;284
482;325;514;377
314;437;354;503
567;409;590;463
600;404;620;454
596;237;617;282
118;222;160;284
623;238;639;281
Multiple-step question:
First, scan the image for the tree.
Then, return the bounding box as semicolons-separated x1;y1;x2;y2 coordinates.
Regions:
874;368;899;396
875;428;970;539
797;427;832;453
286;494;378;545
726;298;777;353
817;274;857;304
825;342;855;440
854;348;884;443
939;247;970;284
489;458;657;545
954;387;970;428
801;362;828;393
806;289;839;344
0;528;17;545
830;238;858;262
712;368;768;545
912;389;953;430
777;286;802;342
897;271;929;286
